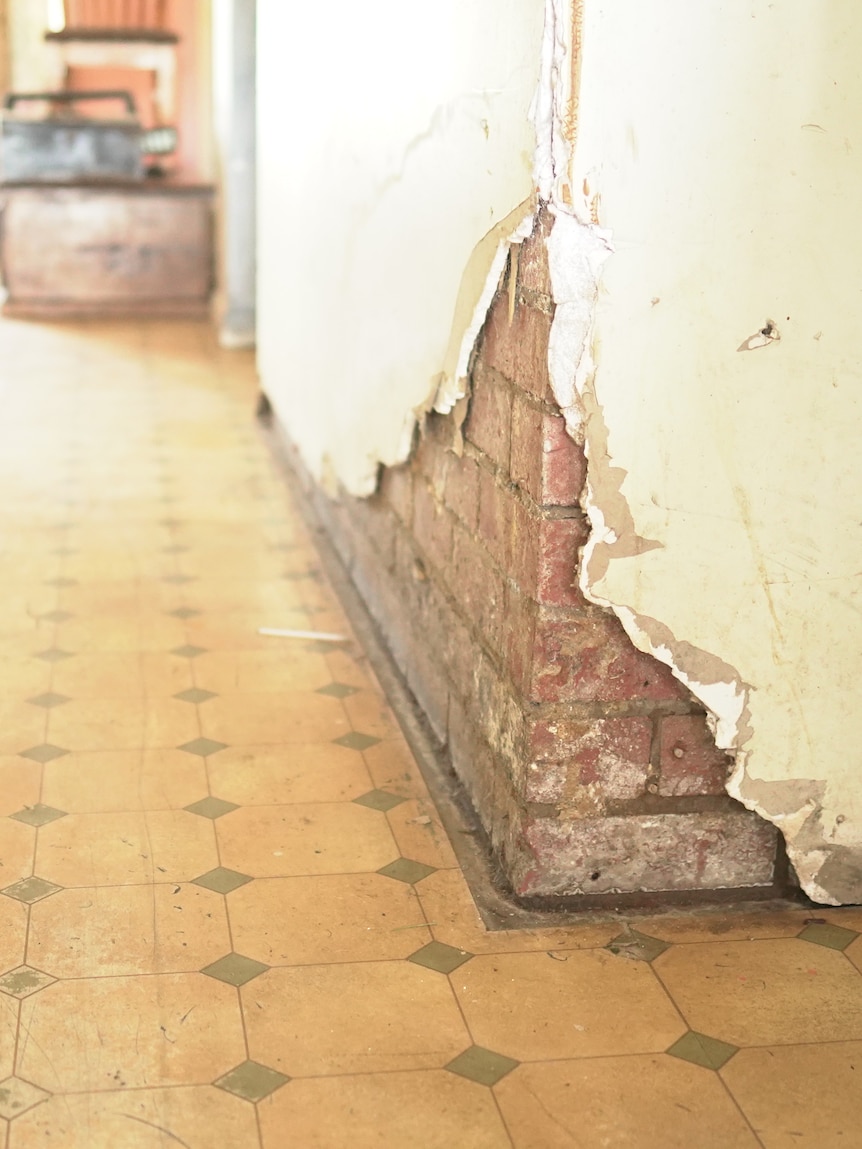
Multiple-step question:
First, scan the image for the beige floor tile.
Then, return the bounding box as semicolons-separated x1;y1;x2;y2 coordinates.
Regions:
217;803;399;877
386;797;459;869
47;698;199;752
9;1086;259;1149
0;996;15;1081
721;1042;862;1148
177;547;287;579
0;657;52;699
820;907;862;932
454;950;685;1061
342;692;402;740
28;884;230;977
496;1056;759;1149
845;934;862;973
41;749;207;813
54;614;187;653
51;652;194;697
200;691;350;744
206;743;372;805
0;761;41;819
0;704;46;756
186;613;313;653
228;874;431;965
193;648;332;694
416;869;620;955
0;898;27;975
323;648;378;690
259;1071;510;1149
174;576;305;614
654;938;862;1045
17;975;245;1092
636;907;814;943
362;737;431;797
244;961;470;1075
0;820;36;885
35;811;217;887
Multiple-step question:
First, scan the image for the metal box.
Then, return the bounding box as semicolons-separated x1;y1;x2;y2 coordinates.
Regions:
1;90;143;183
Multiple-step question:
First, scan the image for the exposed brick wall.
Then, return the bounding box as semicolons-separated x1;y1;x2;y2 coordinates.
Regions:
287;209;780;902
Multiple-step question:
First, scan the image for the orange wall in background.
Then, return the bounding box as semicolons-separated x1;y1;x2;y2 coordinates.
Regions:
64;0;209;177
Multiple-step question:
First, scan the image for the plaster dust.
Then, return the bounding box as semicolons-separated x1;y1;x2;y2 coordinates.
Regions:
256;0;545;496
558;0;862;904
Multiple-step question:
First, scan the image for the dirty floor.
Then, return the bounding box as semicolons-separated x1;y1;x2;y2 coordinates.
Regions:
0;319;860;1148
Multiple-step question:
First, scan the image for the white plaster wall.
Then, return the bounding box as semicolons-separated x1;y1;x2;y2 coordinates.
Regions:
565;0;862;903
255;0;545;494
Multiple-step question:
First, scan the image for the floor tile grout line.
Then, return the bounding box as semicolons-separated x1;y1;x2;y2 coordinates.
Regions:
715;1069;769;1149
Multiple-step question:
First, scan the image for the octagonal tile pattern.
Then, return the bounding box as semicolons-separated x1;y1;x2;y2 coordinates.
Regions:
0;317;859;1149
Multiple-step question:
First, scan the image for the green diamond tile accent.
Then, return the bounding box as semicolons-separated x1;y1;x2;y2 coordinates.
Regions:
214;1060;290;1103
667;1031;738;1071
19;744;70;764
40;610;74;623
27;693;71;710
201;953;269;987
0;1076;51;1119
607;929;670;963
167;607;200;619
377;858;437;885
178;738;228;758
0;966;56;999
171;645;208;660
10;805;67;828
185;796;238;820
162;574;196;585
44;577;77;588
445;1045;520;1087
353;789;406;813
333;732;381;752
174;688;218;705
798;922;859;951
408;941;473;975
316;682;360;699
192;867;253;894
34;648;75;663
1;877;62;904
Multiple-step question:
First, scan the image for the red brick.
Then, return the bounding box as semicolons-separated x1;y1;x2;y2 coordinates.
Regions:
659;714;731;797
442;452;480;531
464;363;512;471
512;810;778;897
528;608;689;705
412;479;453;568
480;292;553;401
511;395;586;507
452;524;506;653
379;464;413;527
477;466;508;565
509;505;588;608
502;582;537;697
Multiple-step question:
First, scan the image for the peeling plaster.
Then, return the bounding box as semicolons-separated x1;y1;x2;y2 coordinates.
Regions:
548;0;862;905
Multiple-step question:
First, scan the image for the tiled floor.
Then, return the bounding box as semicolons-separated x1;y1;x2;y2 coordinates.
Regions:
0;318;860;1148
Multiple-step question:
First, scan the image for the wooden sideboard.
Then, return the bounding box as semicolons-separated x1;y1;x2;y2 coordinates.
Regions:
0;179;214;318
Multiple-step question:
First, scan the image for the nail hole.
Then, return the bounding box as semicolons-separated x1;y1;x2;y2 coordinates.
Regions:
590;871;601;881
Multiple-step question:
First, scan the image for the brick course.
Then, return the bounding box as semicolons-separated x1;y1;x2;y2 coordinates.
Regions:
288;208;780;903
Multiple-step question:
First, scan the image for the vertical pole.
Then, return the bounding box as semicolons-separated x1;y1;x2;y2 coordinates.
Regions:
218;0;256;348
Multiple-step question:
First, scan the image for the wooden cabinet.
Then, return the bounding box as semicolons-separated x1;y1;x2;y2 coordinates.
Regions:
0;180;213;318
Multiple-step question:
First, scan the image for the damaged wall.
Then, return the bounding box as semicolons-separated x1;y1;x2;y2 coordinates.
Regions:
566;0;862;904
255;0;545;495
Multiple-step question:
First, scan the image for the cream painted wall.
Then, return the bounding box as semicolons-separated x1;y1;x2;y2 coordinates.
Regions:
561;0;862;903
255;0;545;495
